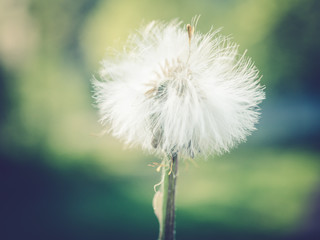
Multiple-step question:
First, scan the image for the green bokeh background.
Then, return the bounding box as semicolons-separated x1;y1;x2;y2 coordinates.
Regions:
1;0;320;239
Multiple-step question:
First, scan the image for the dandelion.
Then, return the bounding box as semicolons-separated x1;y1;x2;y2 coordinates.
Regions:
93;16;265;240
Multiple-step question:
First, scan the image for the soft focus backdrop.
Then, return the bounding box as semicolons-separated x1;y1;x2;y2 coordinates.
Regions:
1;0;320;239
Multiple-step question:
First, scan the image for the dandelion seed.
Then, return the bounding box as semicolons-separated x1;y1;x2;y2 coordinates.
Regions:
93;17;265;159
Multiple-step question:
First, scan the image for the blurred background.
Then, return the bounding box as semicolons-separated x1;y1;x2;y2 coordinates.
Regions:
1;0;320;239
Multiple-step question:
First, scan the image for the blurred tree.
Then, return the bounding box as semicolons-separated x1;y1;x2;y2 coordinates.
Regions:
267;0;320;96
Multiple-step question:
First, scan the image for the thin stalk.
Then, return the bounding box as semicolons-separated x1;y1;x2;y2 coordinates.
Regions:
159;153;178;240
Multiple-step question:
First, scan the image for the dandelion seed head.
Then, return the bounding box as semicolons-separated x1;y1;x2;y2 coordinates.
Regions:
93;17;265;158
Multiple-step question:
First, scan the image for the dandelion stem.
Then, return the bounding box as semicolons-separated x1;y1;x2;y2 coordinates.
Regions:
159;153;178;240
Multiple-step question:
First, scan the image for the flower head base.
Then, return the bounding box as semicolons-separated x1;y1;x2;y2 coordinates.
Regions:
93;17;265;158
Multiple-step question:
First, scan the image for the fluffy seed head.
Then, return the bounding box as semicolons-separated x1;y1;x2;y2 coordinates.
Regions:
93;17;265;158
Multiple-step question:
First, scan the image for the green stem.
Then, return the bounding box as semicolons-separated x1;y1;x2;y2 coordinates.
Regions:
159;153;178;240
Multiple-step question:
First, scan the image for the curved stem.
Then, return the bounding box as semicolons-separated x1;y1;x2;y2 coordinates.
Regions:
159;153;178;240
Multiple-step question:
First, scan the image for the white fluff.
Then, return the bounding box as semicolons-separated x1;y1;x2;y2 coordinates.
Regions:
93;18;265;158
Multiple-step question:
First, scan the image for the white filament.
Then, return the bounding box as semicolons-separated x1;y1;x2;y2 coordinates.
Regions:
93;19;265;158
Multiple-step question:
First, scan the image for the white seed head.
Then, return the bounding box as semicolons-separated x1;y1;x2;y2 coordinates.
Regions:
93;18;265;158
